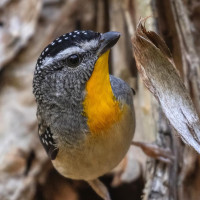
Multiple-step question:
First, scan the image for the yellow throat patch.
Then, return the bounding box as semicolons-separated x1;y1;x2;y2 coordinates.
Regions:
83;51;123;134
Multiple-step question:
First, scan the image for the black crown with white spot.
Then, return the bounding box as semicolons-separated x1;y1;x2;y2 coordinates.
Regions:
36;30;101;69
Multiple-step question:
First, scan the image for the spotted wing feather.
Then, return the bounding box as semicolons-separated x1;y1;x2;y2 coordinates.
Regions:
38;124;59;160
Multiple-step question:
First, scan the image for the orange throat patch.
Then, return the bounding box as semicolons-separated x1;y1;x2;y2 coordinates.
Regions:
83;51;123;134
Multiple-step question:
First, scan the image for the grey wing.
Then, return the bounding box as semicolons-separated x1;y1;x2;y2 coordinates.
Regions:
110;75;134;108
38;115;59;160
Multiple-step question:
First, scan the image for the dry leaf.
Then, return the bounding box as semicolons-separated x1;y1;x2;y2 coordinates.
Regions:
132;19;200;153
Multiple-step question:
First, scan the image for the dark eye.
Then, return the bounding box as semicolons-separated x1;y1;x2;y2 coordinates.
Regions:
66;54;81;68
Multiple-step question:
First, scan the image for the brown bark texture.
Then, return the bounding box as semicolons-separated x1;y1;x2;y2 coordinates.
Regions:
0;0;200;200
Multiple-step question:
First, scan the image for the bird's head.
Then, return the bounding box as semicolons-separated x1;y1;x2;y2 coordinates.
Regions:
33;30;120;108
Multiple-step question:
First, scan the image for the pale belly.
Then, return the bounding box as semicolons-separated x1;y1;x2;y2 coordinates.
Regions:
52;106;135;181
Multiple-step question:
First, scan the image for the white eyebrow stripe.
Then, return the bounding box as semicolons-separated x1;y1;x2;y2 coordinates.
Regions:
40;39;99;67
41;46;84;67
78;39;99;51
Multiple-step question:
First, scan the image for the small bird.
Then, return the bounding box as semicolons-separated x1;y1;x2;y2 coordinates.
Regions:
33;30;135;200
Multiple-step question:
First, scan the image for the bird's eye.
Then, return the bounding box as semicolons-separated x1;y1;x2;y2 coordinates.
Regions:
66;54;81;68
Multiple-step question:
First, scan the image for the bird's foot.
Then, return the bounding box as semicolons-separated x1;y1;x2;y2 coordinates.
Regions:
132;141;174;163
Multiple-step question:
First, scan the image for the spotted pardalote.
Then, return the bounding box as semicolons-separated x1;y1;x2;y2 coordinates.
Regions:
33;30;135;200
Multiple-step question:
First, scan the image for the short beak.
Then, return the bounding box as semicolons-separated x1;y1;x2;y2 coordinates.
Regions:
97;31;121;56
